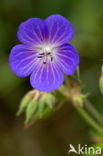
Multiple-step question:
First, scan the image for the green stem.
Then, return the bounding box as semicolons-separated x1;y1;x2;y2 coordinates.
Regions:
64;75;72;90
84;99;103;125
76;66;82;84
75;106;103;133
58;85;103;133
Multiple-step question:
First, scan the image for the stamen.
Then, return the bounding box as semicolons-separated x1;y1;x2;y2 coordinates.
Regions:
37;56;43;58
37;46;54;67
39;53;44;55
43;62;46;64
47;52;51;55
51;56;53;62
37;53;44;58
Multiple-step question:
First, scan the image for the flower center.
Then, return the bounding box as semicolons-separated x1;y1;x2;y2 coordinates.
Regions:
37;45;54;67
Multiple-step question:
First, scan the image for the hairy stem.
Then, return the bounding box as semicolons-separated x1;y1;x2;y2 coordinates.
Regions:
84;99;103;125
75;105;103;133
58;85;103;133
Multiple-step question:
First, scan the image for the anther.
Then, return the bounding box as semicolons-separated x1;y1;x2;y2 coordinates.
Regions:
37;56;43;58
43;62;46;64
51;56;53;62
39;53;44;55
47;52;51;55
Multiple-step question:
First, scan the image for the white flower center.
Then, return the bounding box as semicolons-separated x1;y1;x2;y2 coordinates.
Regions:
36;44;57;67
43;46;51;53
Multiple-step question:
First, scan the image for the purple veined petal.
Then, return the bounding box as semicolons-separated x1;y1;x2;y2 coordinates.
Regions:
17;18;48;46
9;44;38;77
45;14;74;45
56;43;79;75
30;62;64;92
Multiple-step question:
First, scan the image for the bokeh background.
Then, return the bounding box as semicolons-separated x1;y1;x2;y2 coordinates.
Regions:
0;0;103;155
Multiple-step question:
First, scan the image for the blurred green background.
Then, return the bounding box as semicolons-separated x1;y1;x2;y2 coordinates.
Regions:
0;0;103;155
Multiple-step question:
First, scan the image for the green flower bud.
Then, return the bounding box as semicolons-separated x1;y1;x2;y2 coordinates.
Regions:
17;90;39;116
16;94;32;116
25;100;38;124
37;93;55;119
17;90;56;126
72;93;88;107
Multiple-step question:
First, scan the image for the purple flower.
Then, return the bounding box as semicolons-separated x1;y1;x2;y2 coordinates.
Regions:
9;14;79;92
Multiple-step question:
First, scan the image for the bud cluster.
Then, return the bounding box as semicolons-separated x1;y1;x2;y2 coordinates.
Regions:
17;90;55;126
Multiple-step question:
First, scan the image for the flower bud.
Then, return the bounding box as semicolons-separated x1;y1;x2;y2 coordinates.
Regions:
17;90;56;125
72;93;87;107
25;100;38;124
37;93;55;119
17;89;40;118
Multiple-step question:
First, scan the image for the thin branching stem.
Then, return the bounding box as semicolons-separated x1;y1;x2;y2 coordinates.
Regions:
75;105;103;133
84;99;103;126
